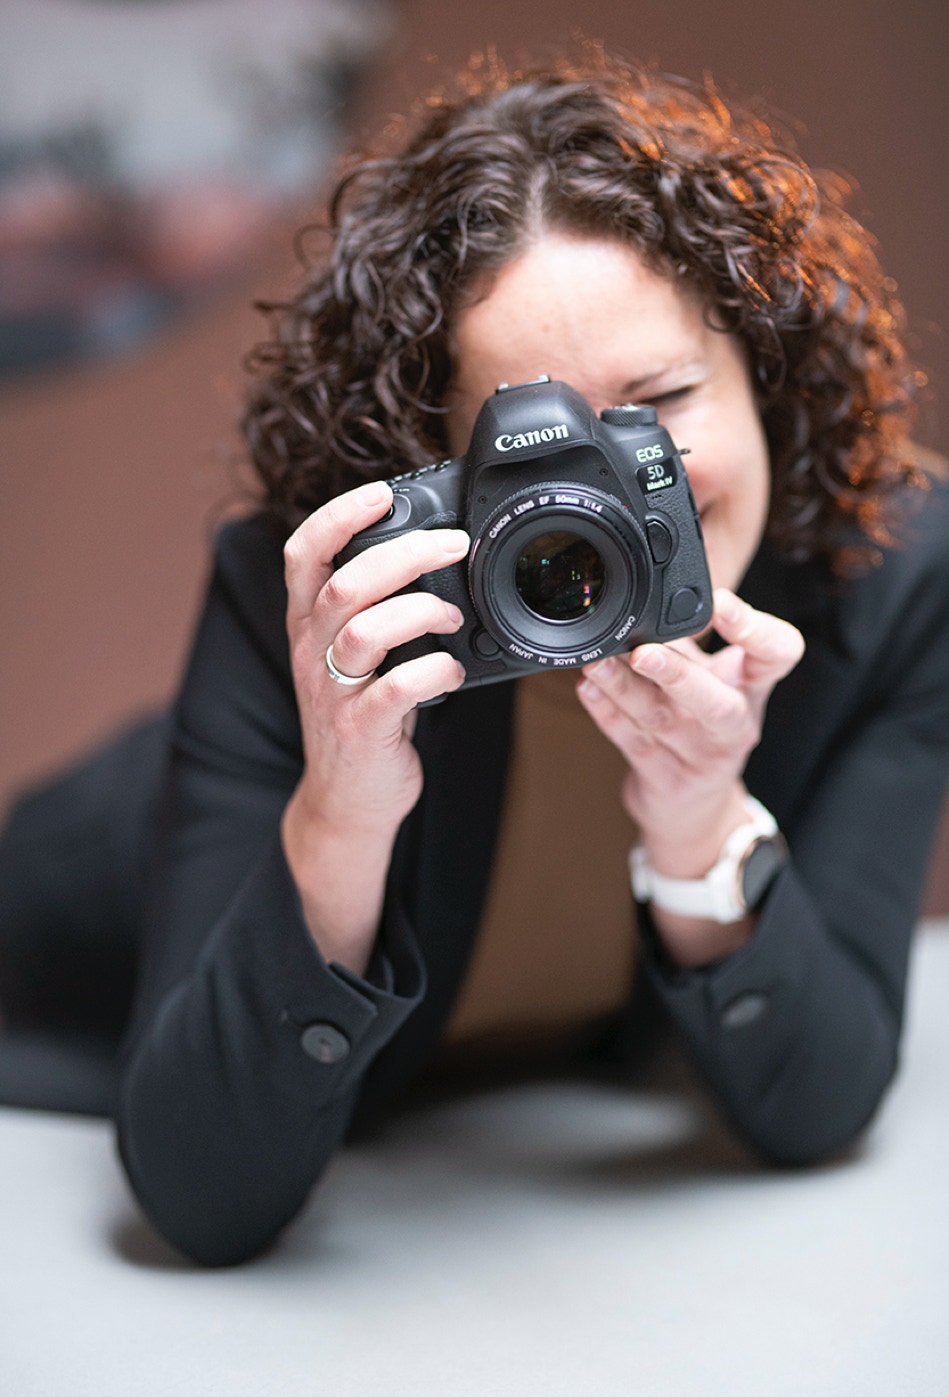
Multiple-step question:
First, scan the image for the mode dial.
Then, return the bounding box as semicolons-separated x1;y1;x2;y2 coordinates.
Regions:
599;404;658;428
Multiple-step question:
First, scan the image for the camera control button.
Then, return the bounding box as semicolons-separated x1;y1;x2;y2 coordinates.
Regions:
495;375;551;393
600;404;658;427
381;492;413;528
646;518;674;565
471;628;502;659
668;587;702;623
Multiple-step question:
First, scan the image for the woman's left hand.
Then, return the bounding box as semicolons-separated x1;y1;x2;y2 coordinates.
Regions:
577;588;804;963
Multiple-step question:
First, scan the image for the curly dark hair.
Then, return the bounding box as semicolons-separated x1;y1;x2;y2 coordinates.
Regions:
242;47;924;570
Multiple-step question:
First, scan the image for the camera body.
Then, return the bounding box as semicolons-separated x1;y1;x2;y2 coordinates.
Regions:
336;377;712;692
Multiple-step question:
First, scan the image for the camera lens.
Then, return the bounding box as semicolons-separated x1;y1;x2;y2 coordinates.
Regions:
469;483;649;662
515;532;605;621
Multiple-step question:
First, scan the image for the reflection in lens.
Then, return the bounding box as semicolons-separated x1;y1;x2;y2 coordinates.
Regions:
515;531;605;621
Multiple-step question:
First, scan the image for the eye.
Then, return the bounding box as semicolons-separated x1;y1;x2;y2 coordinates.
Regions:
647;385;694;408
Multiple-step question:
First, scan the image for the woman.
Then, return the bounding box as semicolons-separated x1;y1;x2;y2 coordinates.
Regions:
4;52;949;1266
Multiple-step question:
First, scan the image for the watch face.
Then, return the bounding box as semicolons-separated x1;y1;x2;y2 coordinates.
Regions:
740;836;788;910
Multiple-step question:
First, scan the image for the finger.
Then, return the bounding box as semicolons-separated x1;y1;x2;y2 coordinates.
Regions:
315;527;470;635
351;652;467;727
576;674;690;782
712;590;805;687
591;646;748;742
285;481;394;617
577;673;660;758
329;593;465;680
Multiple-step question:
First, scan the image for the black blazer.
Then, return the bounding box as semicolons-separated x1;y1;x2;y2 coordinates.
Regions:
116;480;949;1265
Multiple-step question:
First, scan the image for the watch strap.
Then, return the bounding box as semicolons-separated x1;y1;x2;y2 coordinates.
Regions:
629;796;781;924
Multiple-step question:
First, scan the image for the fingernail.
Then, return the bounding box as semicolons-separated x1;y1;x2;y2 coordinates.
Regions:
632;646;666;676
587;656;617;679
446;603;464;628
715;590;741;625
359;481;391;507
577;678;602;703
442;529;470;554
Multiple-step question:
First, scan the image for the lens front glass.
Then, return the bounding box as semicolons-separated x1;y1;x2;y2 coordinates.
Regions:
515;531;605;621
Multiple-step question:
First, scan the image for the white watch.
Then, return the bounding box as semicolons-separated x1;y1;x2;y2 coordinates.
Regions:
629;796;787;924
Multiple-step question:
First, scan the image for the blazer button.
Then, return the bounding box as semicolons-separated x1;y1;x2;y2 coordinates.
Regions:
300;1023;351;1064
720;991;770;1029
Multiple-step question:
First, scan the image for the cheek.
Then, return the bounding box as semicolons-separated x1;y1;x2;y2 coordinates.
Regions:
739;418;772;531
703;402;770;520
693;425;771;587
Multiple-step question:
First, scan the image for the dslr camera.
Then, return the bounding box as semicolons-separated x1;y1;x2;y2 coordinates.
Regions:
337;377;712;692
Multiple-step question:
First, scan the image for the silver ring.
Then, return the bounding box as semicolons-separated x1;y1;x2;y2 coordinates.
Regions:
325;642;376;687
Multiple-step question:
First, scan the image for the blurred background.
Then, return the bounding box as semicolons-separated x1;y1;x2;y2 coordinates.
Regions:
1;0;947;908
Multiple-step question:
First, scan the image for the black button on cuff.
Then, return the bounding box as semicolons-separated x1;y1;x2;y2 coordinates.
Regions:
720;991;770;1030
300;1022;351;1064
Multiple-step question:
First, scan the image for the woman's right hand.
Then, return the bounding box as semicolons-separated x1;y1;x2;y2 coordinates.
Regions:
280;480;470;974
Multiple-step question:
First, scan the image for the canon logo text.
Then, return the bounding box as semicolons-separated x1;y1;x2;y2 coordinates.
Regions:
494;424;569;452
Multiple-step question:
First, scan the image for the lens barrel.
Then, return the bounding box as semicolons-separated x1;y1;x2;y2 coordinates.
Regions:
469;484;649;662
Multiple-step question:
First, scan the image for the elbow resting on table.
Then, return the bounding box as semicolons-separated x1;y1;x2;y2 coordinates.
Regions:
735;1037;901;1171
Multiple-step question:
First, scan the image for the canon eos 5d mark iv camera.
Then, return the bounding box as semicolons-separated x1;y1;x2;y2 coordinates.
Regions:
336;377;712;692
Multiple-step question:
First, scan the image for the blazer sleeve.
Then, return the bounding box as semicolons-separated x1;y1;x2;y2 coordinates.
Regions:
638;485;949;1164
115;517;425;1266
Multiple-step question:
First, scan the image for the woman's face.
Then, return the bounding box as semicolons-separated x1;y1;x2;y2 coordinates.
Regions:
447;233;771;593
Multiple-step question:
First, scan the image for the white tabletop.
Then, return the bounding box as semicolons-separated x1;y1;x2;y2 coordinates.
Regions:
3;924;948;1397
